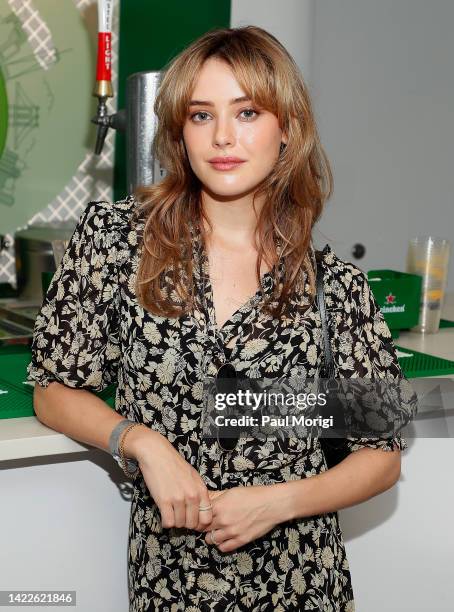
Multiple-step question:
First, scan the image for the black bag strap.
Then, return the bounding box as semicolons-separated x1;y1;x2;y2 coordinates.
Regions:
314;246;349;463
315;246;335;379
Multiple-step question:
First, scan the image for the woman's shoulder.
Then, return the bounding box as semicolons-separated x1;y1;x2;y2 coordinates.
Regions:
112;192;140;217
318;243;365;278
81;194;143;250
83;193;138;220
89;193;140;228
316;243;371;312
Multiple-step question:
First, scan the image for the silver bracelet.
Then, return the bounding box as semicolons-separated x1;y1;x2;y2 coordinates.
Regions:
109;419;139;473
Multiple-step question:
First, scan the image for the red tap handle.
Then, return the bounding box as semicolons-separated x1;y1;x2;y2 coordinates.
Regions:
96;31;111;82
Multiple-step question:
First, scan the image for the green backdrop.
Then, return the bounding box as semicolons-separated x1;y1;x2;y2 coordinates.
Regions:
113;0;231;202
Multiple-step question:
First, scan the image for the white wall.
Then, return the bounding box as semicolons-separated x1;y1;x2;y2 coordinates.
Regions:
231;0;454;291
310;0;454;290
231;0;315;85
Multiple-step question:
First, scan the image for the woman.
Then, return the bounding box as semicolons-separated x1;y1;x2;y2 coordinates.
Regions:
28;26;417;611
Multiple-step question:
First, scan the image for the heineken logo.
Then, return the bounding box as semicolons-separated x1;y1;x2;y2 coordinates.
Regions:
385;293;396;304
381;293;405;313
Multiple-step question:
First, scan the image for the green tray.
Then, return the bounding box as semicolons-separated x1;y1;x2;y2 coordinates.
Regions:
395;344;454;378
0;346;116;420
439;318;454;328
1;341;454;419
0;379;37;419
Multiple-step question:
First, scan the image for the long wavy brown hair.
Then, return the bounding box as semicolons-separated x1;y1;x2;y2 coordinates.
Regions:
132;25;333;319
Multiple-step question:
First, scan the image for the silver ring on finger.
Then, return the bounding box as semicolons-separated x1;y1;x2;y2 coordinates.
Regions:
199;504;212;511
210;529;218;545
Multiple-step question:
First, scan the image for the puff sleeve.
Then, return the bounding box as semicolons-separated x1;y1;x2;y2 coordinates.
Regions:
330;267;418;453
26;200;122;393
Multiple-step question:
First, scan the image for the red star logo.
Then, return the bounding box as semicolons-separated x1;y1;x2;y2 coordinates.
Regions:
385;293;396;304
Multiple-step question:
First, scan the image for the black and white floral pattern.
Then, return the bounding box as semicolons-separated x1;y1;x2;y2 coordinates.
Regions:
27;195;417;611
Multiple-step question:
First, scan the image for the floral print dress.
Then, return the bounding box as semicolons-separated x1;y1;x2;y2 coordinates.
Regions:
27;195;417;612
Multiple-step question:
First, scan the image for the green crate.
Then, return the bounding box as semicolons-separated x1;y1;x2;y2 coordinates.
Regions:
367;269;422;330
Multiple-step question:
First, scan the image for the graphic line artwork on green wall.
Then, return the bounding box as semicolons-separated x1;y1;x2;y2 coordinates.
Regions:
0;0;94;233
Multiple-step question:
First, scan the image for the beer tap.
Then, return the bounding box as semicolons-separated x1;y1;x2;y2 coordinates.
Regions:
91;0;125;154
90;0;164;190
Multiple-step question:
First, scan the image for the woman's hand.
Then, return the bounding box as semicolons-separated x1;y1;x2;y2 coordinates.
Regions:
132;430;214;532
200;485;285;552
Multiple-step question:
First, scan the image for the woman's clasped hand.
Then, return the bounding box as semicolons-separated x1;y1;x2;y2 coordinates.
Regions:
134;431;286;552
202;486;286;552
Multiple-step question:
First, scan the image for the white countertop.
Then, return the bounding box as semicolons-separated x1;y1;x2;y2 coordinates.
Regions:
1;294;453;463
396;294;454;362
0;416;90;461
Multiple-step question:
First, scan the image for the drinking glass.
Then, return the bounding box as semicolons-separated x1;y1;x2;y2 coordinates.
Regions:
406;236;450;333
